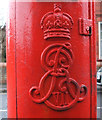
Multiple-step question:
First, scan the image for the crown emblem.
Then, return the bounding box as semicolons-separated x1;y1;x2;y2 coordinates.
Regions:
41;4;74;40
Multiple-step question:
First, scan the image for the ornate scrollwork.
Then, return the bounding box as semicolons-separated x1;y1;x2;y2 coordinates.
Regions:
29;43;87;111
29;3;87;111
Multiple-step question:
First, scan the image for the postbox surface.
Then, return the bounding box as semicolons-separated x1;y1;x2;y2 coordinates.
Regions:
7;1;97;118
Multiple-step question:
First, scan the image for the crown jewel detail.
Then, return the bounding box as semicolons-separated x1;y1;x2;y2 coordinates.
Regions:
41;4;74;40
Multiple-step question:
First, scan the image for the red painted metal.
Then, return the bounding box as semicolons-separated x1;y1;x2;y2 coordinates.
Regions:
7;1;97;118
79;18;92;36
6;1;16;118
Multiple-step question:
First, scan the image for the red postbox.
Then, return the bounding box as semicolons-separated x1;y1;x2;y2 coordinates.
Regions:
7;1;97;118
